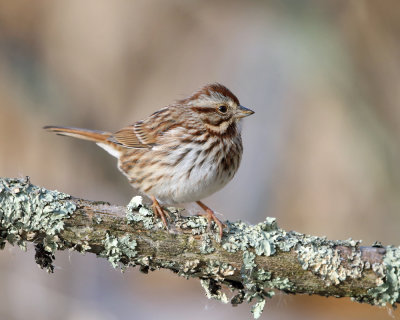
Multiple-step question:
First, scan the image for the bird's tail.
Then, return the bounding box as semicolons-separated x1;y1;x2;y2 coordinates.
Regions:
44;125;122;158
43;126;111;142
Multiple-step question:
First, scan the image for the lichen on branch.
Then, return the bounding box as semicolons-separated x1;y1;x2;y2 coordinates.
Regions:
0;177;399;318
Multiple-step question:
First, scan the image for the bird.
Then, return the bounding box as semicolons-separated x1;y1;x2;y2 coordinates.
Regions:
44;83;254;238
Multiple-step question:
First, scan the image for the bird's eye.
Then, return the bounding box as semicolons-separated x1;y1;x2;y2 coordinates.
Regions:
218;105;227;113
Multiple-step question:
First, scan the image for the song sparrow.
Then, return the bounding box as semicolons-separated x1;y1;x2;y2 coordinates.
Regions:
44;83;254;238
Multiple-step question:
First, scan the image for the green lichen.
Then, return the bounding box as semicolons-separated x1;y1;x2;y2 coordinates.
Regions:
126;196;163;229
204;260;235;280
222;218;278;256
276;230;300;252
0;177;75;270
214;217;300;318
100;233;137;269
200;233;215;254
243;251;257;270
367;246;400;306
160;260;177;269
197;245;289;319
4;178;390;318
255;268;271;281
178;215;208;235
181;259;200;276
253;268;295;291
269;277;294;291
239;265;295;320
240;251;272;319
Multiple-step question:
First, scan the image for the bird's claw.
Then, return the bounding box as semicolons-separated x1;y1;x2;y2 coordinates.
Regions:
151;196;169;229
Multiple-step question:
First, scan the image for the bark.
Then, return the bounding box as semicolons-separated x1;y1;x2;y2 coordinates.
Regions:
0;177;399;318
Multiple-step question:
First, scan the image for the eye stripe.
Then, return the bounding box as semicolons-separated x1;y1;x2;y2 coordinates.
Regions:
191;107;216;113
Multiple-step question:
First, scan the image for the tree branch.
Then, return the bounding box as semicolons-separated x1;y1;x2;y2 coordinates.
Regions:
0;177;399;318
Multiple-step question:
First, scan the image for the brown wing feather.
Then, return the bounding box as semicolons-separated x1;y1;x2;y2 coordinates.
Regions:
111;125;150;148
109;106;183;149
109;120;160;148
133;121;158;145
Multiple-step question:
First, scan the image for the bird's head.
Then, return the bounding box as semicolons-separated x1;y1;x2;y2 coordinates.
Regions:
179;83;254;135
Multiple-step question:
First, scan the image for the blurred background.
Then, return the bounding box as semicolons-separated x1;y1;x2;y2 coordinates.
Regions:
0;0;400;319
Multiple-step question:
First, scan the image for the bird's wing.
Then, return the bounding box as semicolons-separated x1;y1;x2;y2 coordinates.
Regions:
110;123;152;148
109;107;181;149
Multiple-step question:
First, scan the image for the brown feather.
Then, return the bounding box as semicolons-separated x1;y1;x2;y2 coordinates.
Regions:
111;126;150;148
43;126;111;142
178;83;240;106
110;106;185;149
134;121;158;145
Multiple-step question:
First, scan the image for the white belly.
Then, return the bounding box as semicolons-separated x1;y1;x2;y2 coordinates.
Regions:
156;163;229;204
150;140;240;204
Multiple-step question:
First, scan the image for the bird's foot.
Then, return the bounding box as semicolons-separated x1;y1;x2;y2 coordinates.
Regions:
196;201;226;239
151;196;170;228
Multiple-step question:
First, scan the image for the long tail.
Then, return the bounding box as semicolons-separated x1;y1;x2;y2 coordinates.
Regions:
43;126;111;142
44;125;121;158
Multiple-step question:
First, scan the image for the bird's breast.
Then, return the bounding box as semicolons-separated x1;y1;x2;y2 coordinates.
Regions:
118;133;243;205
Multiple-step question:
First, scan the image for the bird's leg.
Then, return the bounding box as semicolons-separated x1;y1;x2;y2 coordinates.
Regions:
151;196;169;228
196;201;225;239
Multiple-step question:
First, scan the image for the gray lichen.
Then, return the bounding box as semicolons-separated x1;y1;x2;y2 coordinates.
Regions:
251;299;266;319
204;260;235;280
182;259;200;274
366;246;400;306
240;250;270;318
200;279;229;304
127;215;294;319
209;217;299;318
2;177;399;319
296;239;364;285
126;196;163;229
100;233;137;269
178;215;208;235
0;177;75;271
296;238;364;285
222;218;279;255
221;217;300;257
200;233;215;254
243;251;257;269
236;248;295;318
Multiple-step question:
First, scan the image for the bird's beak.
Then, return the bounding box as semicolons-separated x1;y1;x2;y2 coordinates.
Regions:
236;105;255;118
